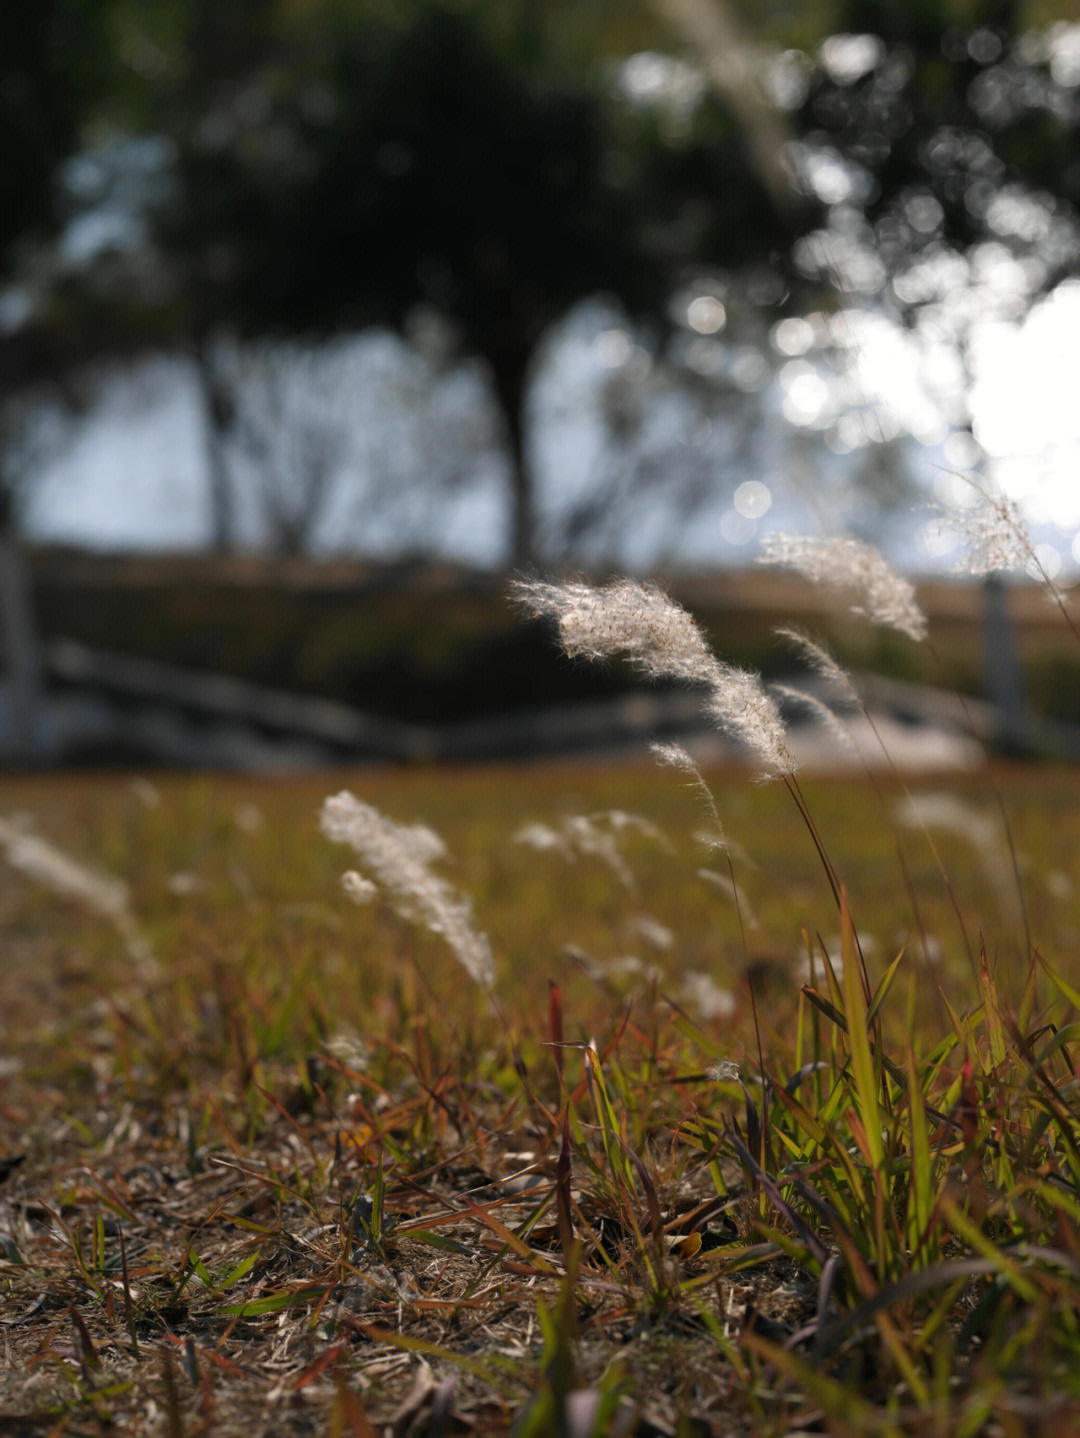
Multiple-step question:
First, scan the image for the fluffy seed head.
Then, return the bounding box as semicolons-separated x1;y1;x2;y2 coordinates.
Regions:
651;740;697;771
704;665;793;775
512;577;717;685
0;816;150;965
760;534;927;642
513;577;794;775
0;824;129;920
775;627;860;707
770;683;855;753
515;810;668;887
952;478;1034;576
321;792;494;990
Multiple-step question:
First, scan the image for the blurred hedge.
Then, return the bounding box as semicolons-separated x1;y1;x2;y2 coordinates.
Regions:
27;550;1080;727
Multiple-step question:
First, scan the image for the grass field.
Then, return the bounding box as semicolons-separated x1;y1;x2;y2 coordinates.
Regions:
4;746;1080;1435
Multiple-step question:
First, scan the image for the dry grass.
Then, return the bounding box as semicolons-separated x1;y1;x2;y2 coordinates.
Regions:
2;748;1080;1434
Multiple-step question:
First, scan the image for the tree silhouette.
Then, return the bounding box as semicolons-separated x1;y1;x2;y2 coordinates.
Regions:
174;8;804;565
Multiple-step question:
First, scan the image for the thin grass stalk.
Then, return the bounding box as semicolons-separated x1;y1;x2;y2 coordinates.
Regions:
921;635;1032;966
783;773;842;912
778;624;983;979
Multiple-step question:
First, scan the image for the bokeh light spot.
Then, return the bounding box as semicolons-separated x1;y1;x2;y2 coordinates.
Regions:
734;480;772;519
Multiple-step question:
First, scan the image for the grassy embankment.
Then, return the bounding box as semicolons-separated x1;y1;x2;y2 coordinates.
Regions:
4;557;1080;1433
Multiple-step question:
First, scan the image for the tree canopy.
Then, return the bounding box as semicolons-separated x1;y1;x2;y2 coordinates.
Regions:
4;0;1080;562
165;6;808;561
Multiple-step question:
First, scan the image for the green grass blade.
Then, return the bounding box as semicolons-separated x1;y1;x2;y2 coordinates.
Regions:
939;1197;1040;1303
218;1249;260;1291
741;1330;903;1436
979;951;1007;1070
801;985;848;1032
1041;956;1080;1012
840;889;884;1173
220;1284;331;1317
866;948;905;1029
905;1046;933;1259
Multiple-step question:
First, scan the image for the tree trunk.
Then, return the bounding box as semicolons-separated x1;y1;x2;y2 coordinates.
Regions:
195;337;237;554
983;572;1031;756
491;355;535;572
0;494;45;766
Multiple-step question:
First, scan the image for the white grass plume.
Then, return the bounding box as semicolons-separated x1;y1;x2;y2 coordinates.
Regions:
648;738;759;941
760;534;927;642
601;809;670;845
563;814;635;888
513;578;793;775
774;627;860;708
680;971;737;1020
513;821;573;859
770;683;855;753
513;577;716;683
651;740;698;771
629;914;674;951
894;791;999;850
949;474;1033;577
895;790;1023;938
948;471;1080;646
321;792;494;991
515;810;669;889
0;816;151;965
651;740;732;852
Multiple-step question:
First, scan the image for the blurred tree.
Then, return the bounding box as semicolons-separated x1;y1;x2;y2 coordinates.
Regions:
236;347;344;558
786;1;1080;353
169;6;806;566
647;0;797;211
0;0;115;763
791;0;1080;738
0;0;114;269
8;0;1080;578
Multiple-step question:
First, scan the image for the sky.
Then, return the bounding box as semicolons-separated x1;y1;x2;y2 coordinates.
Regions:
19;280;1080;579
970;280;1080;537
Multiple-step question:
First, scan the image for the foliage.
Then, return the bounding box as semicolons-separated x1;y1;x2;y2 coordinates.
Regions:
788;0;1080;319
10;1;1080;563
0;0;114;267
161;4;808;561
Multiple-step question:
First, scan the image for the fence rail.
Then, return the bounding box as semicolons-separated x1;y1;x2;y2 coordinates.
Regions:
3;636;1075;770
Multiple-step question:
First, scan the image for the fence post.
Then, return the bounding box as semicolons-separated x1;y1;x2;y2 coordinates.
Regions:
983;572;1030;755
0;519;46;766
